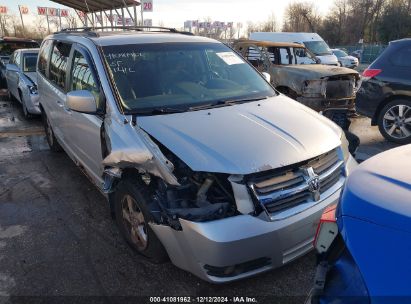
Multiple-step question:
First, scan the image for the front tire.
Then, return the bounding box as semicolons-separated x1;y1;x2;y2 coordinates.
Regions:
377;99;411;144
114;179;168;263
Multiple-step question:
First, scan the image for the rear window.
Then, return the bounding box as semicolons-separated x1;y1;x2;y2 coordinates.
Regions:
49;42;72;90
0;41;39;56
391;46;411;68
38;40;53;75
23;53;38;72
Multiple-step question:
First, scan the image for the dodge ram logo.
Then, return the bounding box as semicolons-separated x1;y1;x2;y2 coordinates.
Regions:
303;167;321;201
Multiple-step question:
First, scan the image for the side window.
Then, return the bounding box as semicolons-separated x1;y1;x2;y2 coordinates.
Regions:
49;42;71;90
38;40;53;76
70;50;102;110
391;47;411;68
279;48;290;65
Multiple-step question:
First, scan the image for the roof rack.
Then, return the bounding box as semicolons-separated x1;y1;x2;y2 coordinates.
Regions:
54;26;193;37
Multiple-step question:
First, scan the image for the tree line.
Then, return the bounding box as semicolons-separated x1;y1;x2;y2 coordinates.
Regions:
247;0;411;45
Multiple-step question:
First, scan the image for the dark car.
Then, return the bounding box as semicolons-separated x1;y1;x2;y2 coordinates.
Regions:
356;38;411;144
308;145;411;303
0;37;39;88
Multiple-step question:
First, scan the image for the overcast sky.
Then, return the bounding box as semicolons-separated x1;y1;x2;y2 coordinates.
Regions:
2;0;334;29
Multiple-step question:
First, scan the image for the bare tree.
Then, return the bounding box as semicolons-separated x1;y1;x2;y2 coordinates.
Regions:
246;12;278;36
65;11;78;29
0;14;11;36
283;1;321;32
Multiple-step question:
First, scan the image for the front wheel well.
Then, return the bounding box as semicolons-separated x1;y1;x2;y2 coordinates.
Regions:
372;95;411;125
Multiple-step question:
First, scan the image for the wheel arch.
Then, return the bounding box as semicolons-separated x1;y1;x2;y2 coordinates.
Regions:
372;95;411;125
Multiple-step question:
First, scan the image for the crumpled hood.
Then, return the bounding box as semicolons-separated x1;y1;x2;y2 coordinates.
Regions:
339;145;411;233
274;64;359;80
270;64;359;93
138;95;342;175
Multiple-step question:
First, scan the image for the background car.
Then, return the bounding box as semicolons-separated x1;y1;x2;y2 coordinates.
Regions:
332;49;359;69
356;38;411;144
5;49;40;118
310;145;411;303
233;40;360;133
350;49;363;61
0;37;39;88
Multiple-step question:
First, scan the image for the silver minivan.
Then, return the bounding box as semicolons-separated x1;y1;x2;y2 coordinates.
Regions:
37;27;357;283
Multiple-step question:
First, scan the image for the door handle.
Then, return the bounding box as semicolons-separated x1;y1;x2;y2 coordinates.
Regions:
56;100;64;107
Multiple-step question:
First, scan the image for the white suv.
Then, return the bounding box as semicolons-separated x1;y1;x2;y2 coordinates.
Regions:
37;27;357;283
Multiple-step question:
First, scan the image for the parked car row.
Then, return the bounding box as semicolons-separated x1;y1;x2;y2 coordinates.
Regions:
2;28;410;300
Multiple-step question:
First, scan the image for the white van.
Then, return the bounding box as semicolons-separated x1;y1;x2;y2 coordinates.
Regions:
250;32;339;66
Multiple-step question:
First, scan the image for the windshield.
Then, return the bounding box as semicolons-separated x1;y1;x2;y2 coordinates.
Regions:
304;41;332;56
102;42;275;114
0;41;39;56
333;49;348;58
23;53;38;72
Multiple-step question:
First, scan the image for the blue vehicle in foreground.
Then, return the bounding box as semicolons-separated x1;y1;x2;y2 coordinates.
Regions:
309;145;411;303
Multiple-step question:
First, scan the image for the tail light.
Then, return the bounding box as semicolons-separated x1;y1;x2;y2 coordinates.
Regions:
314;204;339;254
362;68;382;79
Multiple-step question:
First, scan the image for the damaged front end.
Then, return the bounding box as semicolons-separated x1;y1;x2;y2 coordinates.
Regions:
101;117;240;227
298;74;360;130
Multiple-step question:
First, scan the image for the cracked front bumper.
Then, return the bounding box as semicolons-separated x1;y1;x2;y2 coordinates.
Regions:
151;188;341;283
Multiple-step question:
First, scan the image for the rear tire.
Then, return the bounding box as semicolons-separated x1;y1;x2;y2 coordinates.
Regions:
114;179;168;263
42;110;62;152
377;99;411;144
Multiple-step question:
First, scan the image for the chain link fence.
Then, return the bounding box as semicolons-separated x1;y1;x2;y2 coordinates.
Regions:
333;44;387;64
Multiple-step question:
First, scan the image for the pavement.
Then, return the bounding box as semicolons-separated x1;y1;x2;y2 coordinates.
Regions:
0;89;399;304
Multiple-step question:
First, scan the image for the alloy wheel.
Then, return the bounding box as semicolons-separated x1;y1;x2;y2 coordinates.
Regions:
121;194;148;251
382;104;411;140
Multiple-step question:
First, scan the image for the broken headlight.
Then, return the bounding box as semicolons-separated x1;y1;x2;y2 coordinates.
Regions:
152;169;236;229
28;85;38;95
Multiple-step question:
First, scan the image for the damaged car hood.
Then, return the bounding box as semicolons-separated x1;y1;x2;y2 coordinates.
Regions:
138;95;342;175
273;64;359;80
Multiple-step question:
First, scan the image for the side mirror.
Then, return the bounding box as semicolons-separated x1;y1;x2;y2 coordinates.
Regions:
262;72;271;83
6;63;19;72
66;90;97;114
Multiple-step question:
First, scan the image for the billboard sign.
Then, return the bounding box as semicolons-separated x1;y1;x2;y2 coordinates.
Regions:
19;5;29;15
37;7;47;15
60;9;69;17
0;6;7;15
142;0;153;12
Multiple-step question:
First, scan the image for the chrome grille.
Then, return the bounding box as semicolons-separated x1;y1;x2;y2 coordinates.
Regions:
249;149;344;217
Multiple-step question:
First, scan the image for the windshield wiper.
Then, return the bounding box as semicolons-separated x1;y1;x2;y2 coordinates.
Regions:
188;97;268;111
131;107;186;115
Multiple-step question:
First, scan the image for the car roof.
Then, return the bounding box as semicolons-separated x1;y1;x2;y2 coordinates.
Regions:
50;29;218;47
89;32;217;46
234;40;305;48
0;37;38;43
390;38;411;45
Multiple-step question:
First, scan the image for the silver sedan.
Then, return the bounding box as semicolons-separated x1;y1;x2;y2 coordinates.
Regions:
6;48;40;118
